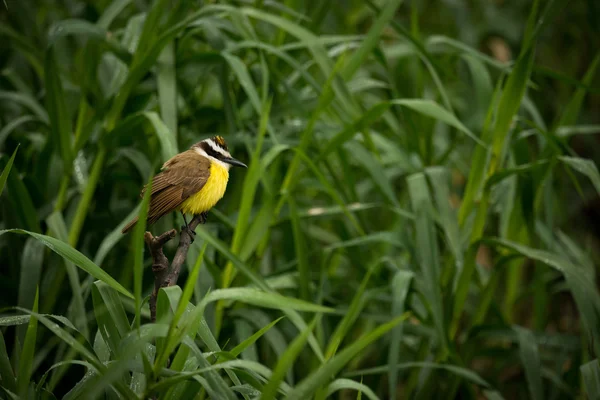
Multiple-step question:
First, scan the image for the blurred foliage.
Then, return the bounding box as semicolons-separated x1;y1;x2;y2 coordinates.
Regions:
0;0;599;398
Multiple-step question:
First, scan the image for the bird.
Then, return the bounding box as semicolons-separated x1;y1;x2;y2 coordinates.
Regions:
121;135;247;235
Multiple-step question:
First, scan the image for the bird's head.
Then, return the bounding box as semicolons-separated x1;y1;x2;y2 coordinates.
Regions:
192;136;247;170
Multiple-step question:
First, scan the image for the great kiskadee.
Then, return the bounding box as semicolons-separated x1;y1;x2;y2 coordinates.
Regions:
121;135;247;234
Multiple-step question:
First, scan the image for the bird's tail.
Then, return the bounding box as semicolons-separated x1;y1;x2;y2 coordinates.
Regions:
121;216;139;234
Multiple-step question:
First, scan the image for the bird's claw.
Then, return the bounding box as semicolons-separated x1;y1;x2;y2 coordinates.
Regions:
200;212;209;224
181;225;197;239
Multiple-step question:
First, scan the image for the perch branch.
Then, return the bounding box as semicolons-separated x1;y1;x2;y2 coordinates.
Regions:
145;229;176;322
165;213;206;287
144;212;207;322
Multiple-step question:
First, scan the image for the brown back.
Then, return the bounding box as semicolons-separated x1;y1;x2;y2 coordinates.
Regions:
121;150;210;233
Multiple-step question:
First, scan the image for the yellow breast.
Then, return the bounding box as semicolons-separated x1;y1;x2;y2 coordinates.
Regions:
180;162;229;215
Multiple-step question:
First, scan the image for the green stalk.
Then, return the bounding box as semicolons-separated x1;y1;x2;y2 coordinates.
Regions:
68;146;106;247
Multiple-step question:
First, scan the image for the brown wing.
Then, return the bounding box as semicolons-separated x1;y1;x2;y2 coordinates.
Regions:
121;150;210;233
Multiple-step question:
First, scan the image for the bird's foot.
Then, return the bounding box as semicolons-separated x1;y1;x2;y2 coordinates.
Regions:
199;211;209;224
181;225;197;240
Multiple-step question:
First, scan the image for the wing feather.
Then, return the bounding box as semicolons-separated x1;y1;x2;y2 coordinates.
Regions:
122;150;211;233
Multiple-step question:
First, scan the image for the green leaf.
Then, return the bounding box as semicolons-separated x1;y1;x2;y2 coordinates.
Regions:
341;0;405;80
0;230;133;298
392;99;485;147
286;315;408;400
346;361;491;388
200;288;333;314
0;314;74;329
581;359;600;399
346;142;400;207
93;204;141;266
288;197;310;301
326;379;380;400
388;270;413;400
558;156;600;196
261;318;319;400
0;331;16;393
17;289;38;398
97;0;133;29
485;237;600;356
425;167;463;287
156;244;207;372
157;42;178;137
325;261;379;359
0;144;19;197
514;326;543;400
44;48;73;168
0;91;48;124
47;19;131;63
0;116;38;149
132;174;153;329
143;111;178;161
17;237;43;316
4;163;41;233
67;148;106;247
222;97;271;289
451;40;536;338
320;102;391;159
92;281;130;355
46;211;89;339
407;172;446;351
229;317;284;359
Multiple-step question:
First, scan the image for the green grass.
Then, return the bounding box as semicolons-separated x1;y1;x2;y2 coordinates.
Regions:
0;0;599;398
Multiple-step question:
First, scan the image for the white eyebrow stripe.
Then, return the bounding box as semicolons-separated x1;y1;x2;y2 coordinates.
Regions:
205;139;230;157
193;146;231;170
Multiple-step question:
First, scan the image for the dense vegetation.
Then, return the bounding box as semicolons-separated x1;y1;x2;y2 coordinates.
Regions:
1;0;599;398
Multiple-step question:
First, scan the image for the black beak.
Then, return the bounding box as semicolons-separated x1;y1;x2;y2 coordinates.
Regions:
223;157;247;168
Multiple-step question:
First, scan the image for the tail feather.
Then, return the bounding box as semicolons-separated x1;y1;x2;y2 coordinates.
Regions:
121;216;139;234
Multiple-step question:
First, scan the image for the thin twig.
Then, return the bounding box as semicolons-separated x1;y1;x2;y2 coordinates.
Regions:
145;229;177;322
165;213;206;287
144;212;207;322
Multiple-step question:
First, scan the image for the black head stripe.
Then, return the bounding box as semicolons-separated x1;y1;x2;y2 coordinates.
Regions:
200;141;222;159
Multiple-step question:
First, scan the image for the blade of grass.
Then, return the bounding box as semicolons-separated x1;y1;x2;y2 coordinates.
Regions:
345;361;491;388
388;270;413;400
0;144;19;196
0;331;16;393
157;42;178;139
45;212;89;339
288;197;310;301
514;326;543;400
407;172;447;353
0;91;48;124
156;243;208;373
558;156;600;196
44;48;73;169
326;379;379;400
260;318;319;400
132;175;153;329
581;359;600;399
16;289;38;398
0;229;133;298
229;317;285;359
393;99;485;147
5;163;41;233
450;39;536;338
341;0;404;80
219;97;271;311
485;237;600;356
67;146;106;247
286;314;408;400
195;221;327;361
325;261;380;360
